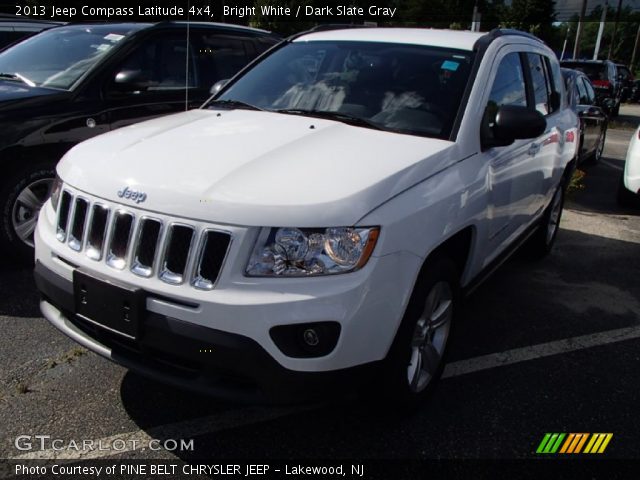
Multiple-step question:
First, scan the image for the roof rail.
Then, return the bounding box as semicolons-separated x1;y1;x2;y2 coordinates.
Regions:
486;28;544;44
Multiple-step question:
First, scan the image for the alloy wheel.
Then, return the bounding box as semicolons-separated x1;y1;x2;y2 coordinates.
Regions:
11;178;54;247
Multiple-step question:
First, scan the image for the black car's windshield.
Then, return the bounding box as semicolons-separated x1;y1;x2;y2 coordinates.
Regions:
0;24;143;90
211;41;473;139
561;62;606;83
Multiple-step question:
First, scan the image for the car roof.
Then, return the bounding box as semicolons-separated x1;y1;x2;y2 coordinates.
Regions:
294;27;486;50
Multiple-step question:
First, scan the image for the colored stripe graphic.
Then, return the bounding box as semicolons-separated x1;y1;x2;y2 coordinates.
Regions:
536;433;612;454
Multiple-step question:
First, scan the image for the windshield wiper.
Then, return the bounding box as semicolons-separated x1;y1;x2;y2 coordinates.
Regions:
208;99;263;111
0;72;35;87
274;109;385;131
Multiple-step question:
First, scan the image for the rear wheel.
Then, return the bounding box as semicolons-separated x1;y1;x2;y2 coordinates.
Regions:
526;183;565;259
0;163;56;263
375;256;459;409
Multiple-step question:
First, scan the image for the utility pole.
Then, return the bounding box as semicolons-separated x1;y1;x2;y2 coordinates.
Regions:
631;23;640;70
573;0;588;59
471;0;480;32
593;1;608;60
608;0;623;59
561;25;572;60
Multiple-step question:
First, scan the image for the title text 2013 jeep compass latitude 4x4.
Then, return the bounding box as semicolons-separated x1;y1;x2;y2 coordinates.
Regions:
34;28;578;405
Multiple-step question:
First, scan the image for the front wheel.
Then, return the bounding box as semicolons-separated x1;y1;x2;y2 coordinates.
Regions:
0;163;56;263
375;256;459;408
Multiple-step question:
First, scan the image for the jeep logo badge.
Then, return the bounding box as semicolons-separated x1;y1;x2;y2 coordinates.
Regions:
117;186;147;204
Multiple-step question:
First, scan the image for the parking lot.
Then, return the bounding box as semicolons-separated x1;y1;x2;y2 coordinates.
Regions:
1;105;639;465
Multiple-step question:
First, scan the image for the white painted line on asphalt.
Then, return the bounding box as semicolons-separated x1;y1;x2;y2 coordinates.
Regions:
10;325;640;460
601;159;625;171
442;324;640;378
11;405;314;460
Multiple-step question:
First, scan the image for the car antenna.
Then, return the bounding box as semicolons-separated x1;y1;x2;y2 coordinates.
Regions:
185;2;191;111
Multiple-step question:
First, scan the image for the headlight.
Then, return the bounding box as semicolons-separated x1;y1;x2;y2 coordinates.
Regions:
246;226;379;277
50;175;63;212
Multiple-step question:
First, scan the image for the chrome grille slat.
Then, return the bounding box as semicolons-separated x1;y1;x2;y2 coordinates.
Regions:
55;191;231;290
160;224;195;285
131;218;162;278
106;211;134;270
86;204;109;261
192;230;231;290
56;191;73;242
68;197;88;251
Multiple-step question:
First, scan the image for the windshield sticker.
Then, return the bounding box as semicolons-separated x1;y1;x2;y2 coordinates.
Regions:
104;33;125;42
441;60;460;71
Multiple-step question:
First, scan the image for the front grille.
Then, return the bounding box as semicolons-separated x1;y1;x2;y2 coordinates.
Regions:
55;190;231;290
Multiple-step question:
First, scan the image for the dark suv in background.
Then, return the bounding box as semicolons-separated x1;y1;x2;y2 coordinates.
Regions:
560;59;622;116
616;63;634;102
0;22;280;260
0;14;62;50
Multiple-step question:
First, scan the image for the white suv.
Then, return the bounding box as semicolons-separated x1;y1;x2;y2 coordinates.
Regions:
34;28;577;405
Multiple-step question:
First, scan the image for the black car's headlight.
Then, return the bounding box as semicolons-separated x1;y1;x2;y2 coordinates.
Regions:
246;227;379;277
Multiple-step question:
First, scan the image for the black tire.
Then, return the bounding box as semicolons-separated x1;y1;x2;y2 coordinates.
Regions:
0;162;56;264
587;126;606;164
526;183;565;259
612;102;620;117
373;256;460;409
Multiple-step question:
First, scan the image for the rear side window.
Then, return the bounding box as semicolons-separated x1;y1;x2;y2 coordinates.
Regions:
527;53;552;115
488;52;527;108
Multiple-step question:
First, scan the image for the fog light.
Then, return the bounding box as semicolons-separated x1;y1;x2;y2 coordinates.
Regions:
303;328;319;346
270;322;341;358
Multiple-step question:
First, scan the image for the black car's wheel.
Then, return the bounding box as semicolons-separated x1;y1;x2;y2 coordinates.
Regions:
612;101;621;117
375;256;459;409
0;162;56;263
588;126;607;164
526;183;565;259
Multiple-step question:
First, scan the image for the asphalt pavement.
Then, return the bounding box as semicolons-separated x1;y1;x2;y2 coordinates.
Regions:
1;106;639;470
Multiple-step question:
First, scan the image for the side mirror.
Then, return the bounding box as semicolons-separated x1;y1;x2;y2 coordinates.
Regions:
210;79;229;95
482;105;546;149
113;70;150;92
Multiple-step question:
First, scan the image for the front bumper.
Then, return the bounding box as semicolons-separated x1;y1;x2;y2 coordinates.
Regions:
35;261;378;403
34;194;423;402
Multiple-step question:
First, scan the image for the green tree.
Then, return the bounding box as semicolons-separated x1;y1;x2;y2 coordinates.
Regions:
502;0;556;41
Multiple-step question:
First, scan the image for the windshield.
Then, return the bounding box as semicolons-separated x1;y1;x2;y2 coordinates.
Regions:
561;62;606;83
213;41;473;139
0;25;141;90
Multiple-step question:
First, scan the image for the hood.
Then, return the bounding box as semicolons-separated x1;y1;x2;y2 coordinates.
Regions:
0;80;63;103
59;109;459;227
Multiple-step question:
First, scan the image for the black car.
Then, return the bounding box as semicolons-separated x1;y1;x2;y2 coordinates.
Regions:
0;22;280;260
562;68;608;164
560;59;622;116
0;14;63;50
616;63;634;102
